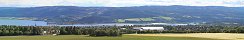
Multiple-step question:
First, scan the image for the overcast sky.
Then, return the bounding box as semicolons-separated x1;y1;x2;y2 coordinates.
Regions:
0;0;243;7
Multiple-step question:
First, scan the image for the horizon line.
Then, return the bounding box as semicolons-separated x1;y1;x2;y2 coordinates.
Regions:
0;5;243;8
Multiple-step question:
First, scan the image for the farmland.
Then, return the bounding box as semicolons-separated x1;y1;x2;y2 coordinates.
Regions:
127;33;244;40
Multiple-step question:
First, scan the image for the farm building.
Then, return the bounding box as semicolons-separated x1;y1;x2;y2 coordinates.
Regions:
133;27;164;31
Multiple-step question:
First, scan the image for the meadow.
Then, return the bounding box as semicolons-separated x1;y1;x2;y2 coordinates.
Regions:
127;33;244;40
0;34;221;40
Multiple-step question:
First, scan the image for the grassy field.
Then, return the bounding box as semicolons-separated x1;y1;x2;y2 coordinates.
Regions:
116;16;174;22
0;35;220;40
159;16;173;21
139;18;155;21
127;33;244;40
117;19;126;23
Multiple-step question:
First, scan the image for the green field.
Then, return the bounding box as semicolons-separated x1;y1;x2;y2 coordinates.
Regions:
117;19;126;23
0;35;221;40
139;18;155;21
159;16;173;21
116;16;173;23
117;18;155;22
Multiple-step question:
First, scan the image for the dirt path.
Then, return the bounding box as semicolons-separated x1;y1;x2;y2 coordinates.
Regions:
126;33;244;40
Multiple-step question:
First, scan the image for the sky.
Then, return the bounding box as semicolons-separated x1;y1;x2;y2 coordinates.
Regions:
0;0;243;7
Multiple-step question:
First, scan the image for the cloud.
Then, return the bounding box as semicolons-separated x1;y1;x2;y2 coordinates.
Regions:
0;0;243;7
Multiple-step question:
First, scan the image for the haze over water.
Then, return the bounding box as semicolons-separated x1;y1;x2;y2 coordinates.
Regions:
0;20;47;26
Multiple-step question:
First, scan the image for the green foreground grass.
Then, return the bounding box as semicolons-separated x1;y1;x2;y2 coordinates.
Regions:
0;35;222;40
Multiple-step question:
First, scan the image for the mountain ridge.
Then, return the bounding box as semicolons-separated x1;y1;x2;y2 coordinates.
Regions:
0;5;243;24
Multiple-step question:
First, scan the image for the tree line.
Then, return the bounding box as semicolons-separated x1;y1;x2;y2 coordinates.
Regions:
121;25;244;34
0;25;244;36
0;25;122;36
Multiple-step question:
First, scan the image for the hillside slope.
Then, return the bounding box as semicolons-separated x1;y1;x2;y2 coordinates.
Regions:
0;6;243;24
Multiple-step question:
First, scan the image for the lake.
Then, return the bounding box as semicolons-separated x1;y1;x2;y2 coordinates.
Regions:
0;20;134;26
0;20;135;26
0;20;189;26
0;20;47;26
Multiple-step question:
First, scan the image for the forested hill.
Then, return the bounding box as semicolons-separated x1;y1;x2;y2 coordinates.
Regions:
0;6;244;24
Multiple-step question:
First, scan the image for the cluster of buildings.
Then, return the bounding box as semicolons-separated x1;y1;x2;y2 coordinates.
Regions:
132;27;164;31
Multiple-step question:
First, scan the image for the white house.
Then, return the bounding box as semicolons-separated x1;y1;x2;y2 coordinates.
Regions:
133;27;164;31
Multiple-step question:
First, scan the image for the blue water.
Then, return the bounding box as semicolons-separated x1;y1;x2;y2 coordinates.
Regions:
0;20;47;26
0;20;189;26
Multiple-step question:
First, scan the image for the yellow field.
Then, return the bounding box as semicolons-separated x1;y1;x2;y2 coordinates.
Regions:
126;33;244;40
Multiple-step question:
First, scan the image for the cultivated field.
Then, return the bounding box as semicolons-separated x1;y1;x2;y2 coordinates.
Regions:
0;35;220;40
127;33;244;40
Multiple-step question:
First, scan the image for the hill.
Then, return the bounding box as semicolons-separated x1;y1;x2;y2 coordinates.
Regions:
0;6;243;24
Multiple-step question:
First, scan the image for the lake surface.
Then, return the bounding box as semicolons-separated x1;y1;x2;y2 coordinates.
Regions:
0;20;47;26
0;20;136;26
0;20;135;26
0;20;189;26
